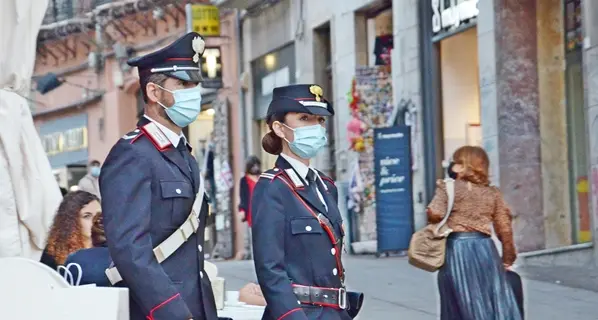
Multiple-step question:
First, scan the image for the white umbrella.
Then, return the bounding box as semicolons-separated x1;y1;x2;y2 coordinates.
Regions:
0;0;62;260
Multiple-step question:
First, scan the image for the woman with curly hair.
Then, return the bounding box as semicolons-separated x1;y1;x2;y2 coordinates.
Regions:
428;146;521;320
40;191;101;270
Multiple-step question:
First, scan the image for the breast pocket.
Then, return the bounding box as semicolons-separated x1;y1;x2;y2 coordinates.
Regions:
290;217;323;236
159;180;194;226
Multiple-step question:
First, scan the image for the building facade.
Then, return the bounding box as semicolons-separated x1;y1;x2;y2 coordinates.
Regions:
219;0;598;265
34;0;245;259
419;0;597;266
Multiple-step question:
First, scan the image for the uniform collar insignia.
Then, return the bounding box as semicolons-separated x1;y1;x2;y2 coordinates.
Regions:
140;122;172;151
285;169;304;188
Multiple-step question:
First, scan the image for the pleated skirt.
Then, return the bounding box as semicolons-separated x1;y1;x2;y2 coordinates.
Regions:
437;232;522;320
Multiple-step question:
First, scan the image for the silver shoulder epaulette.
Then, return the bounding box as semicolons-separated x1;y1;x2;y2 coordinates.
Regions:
260;172;276;180
122;129;141;140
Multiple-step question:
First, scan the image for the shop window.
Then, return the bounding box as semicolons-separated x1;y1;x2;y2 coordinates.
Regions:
565;55;589;243
564;0;590;244
438;27;480;160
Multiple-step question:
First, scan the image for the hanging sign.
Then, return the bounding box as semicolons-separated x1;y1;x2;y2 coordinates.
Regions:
432;0;479;34
191;4;220;36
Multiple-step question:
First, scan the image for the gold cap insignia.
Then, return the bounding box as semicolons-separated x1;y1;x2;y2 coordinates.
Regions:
309;85;323;102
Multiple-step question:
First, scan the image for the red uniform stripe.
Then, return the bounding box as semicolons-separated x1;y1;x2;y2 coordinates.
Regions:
277;308;302;320
146;293;181;320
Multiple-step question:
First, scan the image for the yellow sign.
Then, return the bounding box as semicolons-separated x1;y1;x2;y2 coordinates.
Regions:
191;4;220;37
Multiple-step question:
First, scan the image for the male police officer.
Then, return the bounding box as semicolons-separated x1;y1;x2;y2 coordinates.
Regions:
100;32;218;320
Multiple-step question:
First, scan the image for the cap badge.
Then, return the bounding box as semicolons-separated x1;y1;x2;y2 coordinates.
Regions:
192;36;206;64
309;85;323;102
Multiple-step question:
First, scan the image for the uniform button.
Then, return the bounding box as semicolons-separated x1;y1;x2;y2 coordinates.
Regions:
274;168;279;171
200;271;204;279
297;301;301;305
175;188;182;194
198;245;203;252
331;248;336;255
332;268;338;276
305;226;312;232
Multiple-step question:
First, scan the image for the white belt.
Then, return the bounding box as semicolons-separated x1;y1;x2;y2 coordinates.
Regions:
106;178;206;285
105;210;200;285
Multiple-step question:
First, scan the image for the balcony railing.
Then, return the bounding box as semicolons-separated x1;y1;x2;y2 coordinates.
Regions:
42;0;115;25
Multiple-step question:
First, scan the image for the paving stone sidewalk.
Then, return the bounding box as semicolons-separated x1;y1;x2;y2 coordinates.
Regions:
214;256;598;320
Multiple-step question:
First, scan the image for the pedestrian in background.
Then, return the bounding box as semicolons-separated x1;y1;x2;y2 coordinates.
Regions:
77;160;102;199
428;146;521;320
238;155;261;260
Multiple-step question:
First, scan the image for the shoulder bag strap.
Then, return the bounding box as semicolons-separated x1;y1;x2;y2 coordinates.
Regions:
434;178;455;235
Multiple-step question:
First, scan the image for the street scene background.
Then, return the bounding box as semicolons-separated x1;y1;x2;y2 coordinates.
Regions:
3;0;598;318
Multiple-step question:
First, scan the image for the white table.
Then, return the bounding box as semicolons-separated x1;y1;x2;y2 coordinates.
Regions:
218;304;265;320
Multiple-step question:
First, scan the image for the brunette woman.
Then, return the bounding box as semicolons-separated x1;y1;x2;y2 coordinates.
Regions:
41;191;101;270
428;146;522;320
251;84;363;320
238;155;261;259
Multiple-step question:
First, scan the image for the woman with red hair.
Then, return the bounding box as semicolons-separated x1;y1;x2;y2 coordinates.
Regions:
428;146;521;320
41;191;102;270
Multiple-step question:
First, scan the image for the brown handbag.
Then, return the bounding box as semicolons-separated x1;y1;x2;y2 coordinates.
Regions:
408;179;455;272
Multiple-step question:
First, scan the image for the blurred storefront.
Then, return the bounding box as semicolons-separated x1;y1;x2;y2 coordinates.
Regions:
418;0;594;264
251;43;296;170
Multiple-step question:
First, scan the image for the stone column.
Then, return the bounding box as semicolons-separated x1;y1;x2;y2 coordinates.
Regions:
391;0;426;230
582;0;598;263
478;0;545;252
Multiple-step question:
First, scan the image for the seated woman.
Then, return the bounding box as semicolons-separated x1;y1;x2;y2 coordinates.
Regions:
61;213;112;287
41;191;102;270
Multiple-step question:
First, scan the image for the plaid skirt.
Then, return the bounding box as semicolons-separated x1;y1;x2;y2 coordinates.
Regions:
438;232;522;320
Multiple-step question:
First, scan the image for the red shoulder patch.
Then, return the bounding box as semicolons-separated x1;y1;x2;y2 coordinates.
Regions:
139;122;172;151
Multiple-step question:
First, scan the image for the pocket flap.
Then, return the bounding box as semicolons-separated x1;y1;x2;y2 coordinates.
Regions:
290;217;322;235
160;181;193;199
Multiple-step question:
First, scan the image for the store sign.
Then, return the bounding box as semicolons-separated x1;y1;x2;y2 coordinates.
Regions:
373;126;414;252
432;0;479;34
191;4;220;36
41;127;88;156
201;47;223;89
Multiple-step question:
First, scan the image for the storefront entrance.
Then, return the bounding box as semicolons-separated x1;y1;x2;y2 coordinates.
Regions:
438;27;480;160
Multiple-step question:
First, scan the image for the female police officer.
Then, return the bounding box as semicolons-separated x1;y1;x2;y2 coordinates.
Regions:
251;84;363;320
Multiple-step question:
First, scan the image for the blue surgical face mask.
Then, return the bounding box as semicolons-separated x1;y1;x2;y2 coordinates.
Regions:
280;123;328;159
90;166;101;177
155;84;202;128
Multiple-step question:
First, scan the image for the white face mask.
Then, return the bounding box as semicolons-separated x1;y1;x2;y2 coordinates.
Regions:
154;83;203;127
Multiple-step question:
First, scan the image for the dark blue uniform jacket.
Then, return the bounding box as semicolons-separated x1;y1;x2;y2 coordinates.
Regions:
251;156;352;320
100;117;217;320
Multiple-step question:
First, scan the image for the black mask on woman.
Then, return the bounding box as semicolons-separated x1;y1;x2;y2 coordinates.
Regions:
447;161;458;179
249;166;261;175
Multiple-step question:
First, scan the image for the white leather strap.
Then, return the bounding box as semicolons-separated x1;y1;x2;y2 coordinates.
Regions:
105;177;206;285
